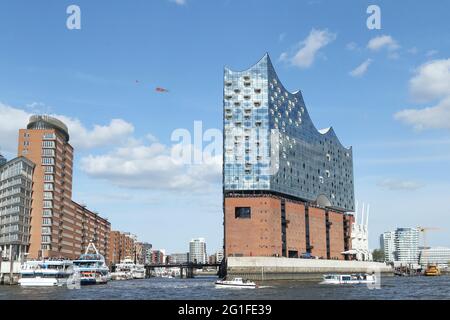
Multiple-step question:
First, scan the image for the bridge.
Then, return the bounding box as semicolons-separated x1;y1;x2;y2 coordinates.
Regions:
144;262;221;279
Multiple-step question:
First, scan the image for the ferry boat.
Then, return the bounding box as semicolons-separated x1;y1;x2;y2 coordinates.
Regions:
215;277;257;289
424;264;441;276
18;260;74;287
73;242;110;285
321;273;377;285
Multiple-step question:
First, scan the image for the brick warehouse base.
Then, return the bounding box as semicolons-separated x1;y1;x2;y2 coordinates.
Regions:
224;193;354;260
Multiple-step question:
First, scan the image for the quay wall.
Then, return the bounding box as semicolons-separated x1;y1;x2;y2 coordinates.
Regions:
226;257;393;281
0;262;21;285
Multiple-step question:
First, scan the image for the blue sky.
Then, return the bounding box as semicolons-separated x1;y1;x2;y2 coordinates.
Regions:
1;0;449;253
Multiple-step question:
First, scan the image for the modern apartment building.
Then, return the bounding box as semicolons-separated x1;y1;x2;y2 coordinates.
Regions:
381;231;396;262
0;156;35;261
189;238;207;264
109;231;136;265
394;227;420;265
381;228;420;265
419;247;450;268
223;54;354;259
150;249;165;264
72;201;110;262
16;115;110;260
168;253;189;264
140;242;153;265
0;154;6;166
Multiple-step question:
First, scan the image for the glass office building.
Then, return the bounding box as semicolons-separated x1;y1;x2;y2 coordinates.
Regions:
223;54;354;212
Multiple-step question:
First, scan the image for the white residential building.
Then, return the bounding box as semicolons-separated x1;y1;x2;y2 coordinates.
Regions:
381;231;396;263
381;227;420;265
419;247;450;269
215;249;224;264
189;238;207;264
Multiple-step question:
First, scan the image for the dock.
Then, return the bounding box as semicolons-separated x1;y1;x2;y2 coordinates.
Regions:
224;257;394;281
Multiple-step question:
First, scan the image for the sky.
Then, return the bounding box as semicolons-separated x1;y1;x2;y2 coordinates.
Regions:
0;0;449;253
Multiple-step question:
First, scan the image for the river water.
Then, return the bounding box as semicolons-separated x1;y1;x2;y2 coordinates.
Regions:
0;275;449;300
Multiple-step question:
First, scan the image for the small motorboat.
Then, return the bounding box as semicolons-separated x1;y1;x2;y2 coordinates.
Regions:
320;273;376;285
215;277;257;289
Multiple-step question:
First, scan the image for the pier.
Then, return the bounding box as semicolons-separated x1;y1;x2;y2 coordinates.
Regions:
144;262;221;279
224;257;394;281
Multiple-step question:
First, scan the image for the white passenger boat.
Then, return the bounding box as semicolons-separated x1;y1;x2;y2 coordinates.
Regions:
111;258;134;280
18;260;74;287
73;242;110;285
132;264;146;279
215;277;257;289
320;273;376;285
111;257;146;280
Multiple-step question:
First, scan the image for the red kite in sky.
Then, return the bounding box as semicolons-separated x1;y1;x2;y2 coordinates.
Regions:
155;87;169;93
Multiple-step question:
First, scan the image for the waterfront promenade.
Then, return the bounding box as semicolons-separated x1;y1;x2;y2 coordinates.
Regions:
1;276;449;300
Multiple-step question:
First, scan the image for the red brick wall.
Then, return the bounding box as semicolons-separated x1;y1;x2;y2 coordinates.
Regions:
224;195;348;260
308;207;327;258
225;196;282;257
328;211;345;260
285;201;306;256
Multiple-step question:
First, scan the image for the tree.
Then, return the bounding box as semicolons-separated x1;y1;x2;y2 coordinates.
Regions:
372;249;385;262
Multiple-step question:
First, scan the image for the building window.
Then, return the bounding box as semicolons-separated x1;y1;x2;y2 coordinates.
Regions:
43;209;52;217
43;133;56;140
42;141;55;148
44;166;54;173
43;200;52;208
235;207;251;219
44;183;53;191
42;158;54;165
43;192;53;199
42;149;55;156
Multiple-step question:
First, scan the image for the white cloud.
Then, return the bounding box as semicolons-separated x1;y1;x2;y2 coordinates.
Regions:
407;47;418;55
395;58;450;130
80;141;222;192
349;59;373;77
367;35;400;52
394;96;450;130
346;42;359;51
169;0;186;5
280;28;336;69
426;50;438;57
408;58;450;103
0;102;31;153
377;178;424;191
0;102;134;152
58;117;134;149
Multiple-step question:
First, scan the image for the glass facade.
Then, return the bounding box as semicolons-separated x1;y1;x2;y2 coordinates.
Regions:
0;157;34;248
223;54;355;212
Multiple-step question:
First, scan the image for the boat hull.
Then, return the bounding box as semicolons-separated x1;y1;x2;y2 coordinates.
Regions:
18;277;67;287
215;283;257;289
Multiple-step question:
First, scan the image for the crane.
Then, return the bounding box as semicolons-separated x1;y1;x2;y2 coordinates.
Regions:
417;227;443;271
